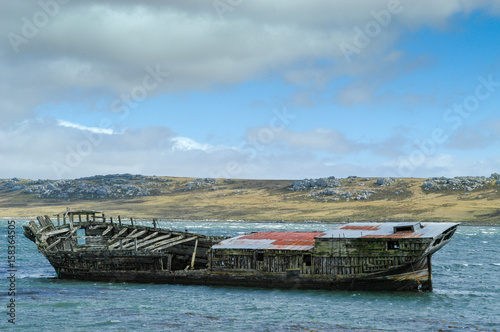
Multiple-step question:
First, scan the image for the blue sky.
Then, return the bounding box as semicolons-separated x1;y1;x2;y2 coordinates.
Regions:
1;1;500;180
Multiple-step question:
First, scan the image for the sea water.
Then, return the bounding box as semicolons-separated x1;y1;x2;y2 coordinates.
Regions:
1;220;499;331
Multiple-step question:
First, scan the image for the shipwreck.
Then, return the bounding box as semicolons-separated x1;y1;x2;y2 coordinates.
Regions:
23;210;459;291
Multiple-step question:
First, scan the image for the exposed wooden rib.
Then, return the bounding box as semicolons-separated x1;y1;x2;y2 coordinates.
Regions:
44;215;55;230
116;230;149;248
46;238;62;251
111;227;128;240
143;235;184;251
121;231;157;249
136;231;158;243
66;228;78;238
44;228;71;238
109;239;131;249
126;229;139;238
128;230;147;238
153;236;198;252
37;216;46;227
102;225;114;236
109;230;158;249
190;238;199;268
136;233;172;249
137;234;176;250
89;224;110;229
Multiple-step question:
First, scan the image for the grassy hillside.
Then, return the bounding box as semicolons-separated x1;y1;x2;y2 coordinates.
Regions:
1;175;499;225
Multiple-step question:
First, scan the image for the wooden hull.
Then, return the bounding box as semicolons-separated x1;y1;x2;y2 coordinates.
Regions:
48;253;432;291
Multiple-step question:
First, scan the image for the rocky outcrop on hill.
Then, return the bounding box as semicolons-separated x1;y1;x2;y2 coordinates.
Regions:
0;178;26;192
289;176;342;191
306;188;377;201
376;177;396;186
421;176;496;191
0;174;169;199
289;176;397;201
183;178;219;191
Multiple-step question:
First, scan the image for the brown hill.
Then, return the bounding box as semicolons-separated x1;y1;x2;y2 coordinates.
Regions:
1;175;499;225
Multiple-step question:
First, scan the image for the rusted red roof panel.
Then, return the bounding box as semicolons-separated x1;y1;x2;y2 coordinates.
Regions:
362;233;423;238
340;225;381;231
213;231;325;251
240;231;324;241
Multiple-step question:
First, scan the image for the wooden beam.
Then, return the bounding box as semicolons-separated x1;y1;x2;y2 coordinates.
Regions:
46;238;62;251
102;225;114;236
120;232;159;249
126;229;139;238
44;228;71;238
152;236;198;252
136;234;174;250
109;230;153;249
127;230;147;238
143;235;183;251
190;238;199;268
111;227;128;240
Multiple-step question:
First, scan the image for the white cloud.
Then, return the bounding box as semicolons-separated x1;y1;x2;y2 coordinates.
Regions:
246;127;365;154
1;0;498;122
2;119;499;180
57;120;114;135
170;137;215;152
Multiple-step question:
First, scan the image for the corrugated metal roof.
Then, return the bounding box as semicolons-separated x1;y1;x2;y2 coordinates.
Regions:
212;223;459;251
320;222;459;239
212;231;325;251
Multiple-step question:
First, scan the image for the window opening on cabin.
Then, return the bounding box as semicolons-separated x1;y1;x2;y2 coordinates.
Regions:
256;252;264;262
77;228;86;245
303;254;312;267
394;225;413;232
433;238;442;246
387;241;400;250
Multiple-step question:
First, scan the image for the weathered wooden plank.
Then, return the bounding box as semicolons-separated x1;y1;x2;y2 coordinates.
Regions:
111;227;128;240
89;224;109;229
126;229;139;238
136;231;158;243
128;230;147;238
152;236;198;252
135;233;172;249
44;227;71;238
114;230;148;248
28;220;40;234
120;231;158;249
190;238;199;268
109;231;166;249
44;215;55;230
142;235;182;251
102;225;114;236
37;216;47;227
46;238;62;251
